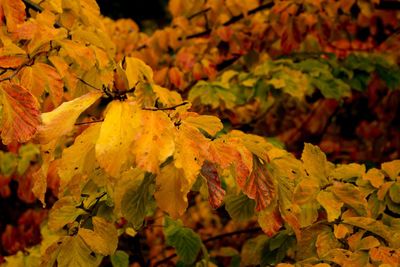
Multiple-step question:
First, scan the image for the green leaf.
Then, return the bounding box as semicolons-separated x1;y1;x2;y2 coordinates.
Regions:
0;151;17;176
111;250;129;267
17;143;39;175
225;193;256;221
344;54;375;72
240;235;268;266
260;231;295;266
189;81;237;109
389;182;400;204
311;76;351;99
164;217;202;264
376;64;400;90
121;173;155;229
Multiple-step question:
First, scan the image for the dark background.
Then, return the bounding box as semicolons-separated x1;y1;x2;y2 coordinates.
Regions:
96;0;170;27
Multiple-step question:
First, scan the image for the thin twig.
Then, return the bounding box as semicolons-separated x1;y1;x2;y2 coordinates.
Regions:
142;101;189;111
188;7;212;20
74;119;104;126
77;78;102;91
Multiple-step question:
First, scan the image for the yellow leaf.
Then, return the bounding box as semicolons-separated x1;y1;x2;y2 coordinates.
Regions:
58;40;96;71
329;163;366;181
381;160;400;181
293;178;320;205
58;124;101;192
317;191;343;222
229;130;272;162
155;164;189;218
48;196;85;231
363;168;385;188
174;123;210;184
302;143;333;186
331;182;369;216
79;217;118;256
57;236;101;267
152;84;182;106
132;110;175;174
38;90;102;144
182;113;223;136
95;100;139;177
333;224;353;239
257;202;282;237
123;57;154;88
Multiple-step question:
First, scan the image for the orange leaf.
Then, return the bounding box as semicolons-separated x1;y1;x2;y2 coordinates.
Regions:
240;157;276;211
168;67;184;90
0;0;25;32
20;63;63;106
0;82;40;145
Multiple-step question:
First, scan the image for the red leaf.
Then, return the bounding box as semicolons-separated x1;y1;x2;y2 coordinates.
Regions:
201;161;225;209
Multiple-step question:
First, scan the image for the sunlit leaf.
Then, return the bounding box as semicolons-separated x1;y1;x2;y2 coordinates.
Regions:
96;100;139;177
38;90;102;144
132;110;175;174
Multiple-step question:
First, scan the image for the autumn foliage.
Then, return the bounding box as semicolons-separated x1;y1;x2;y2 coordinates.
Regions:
0;0;399;266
